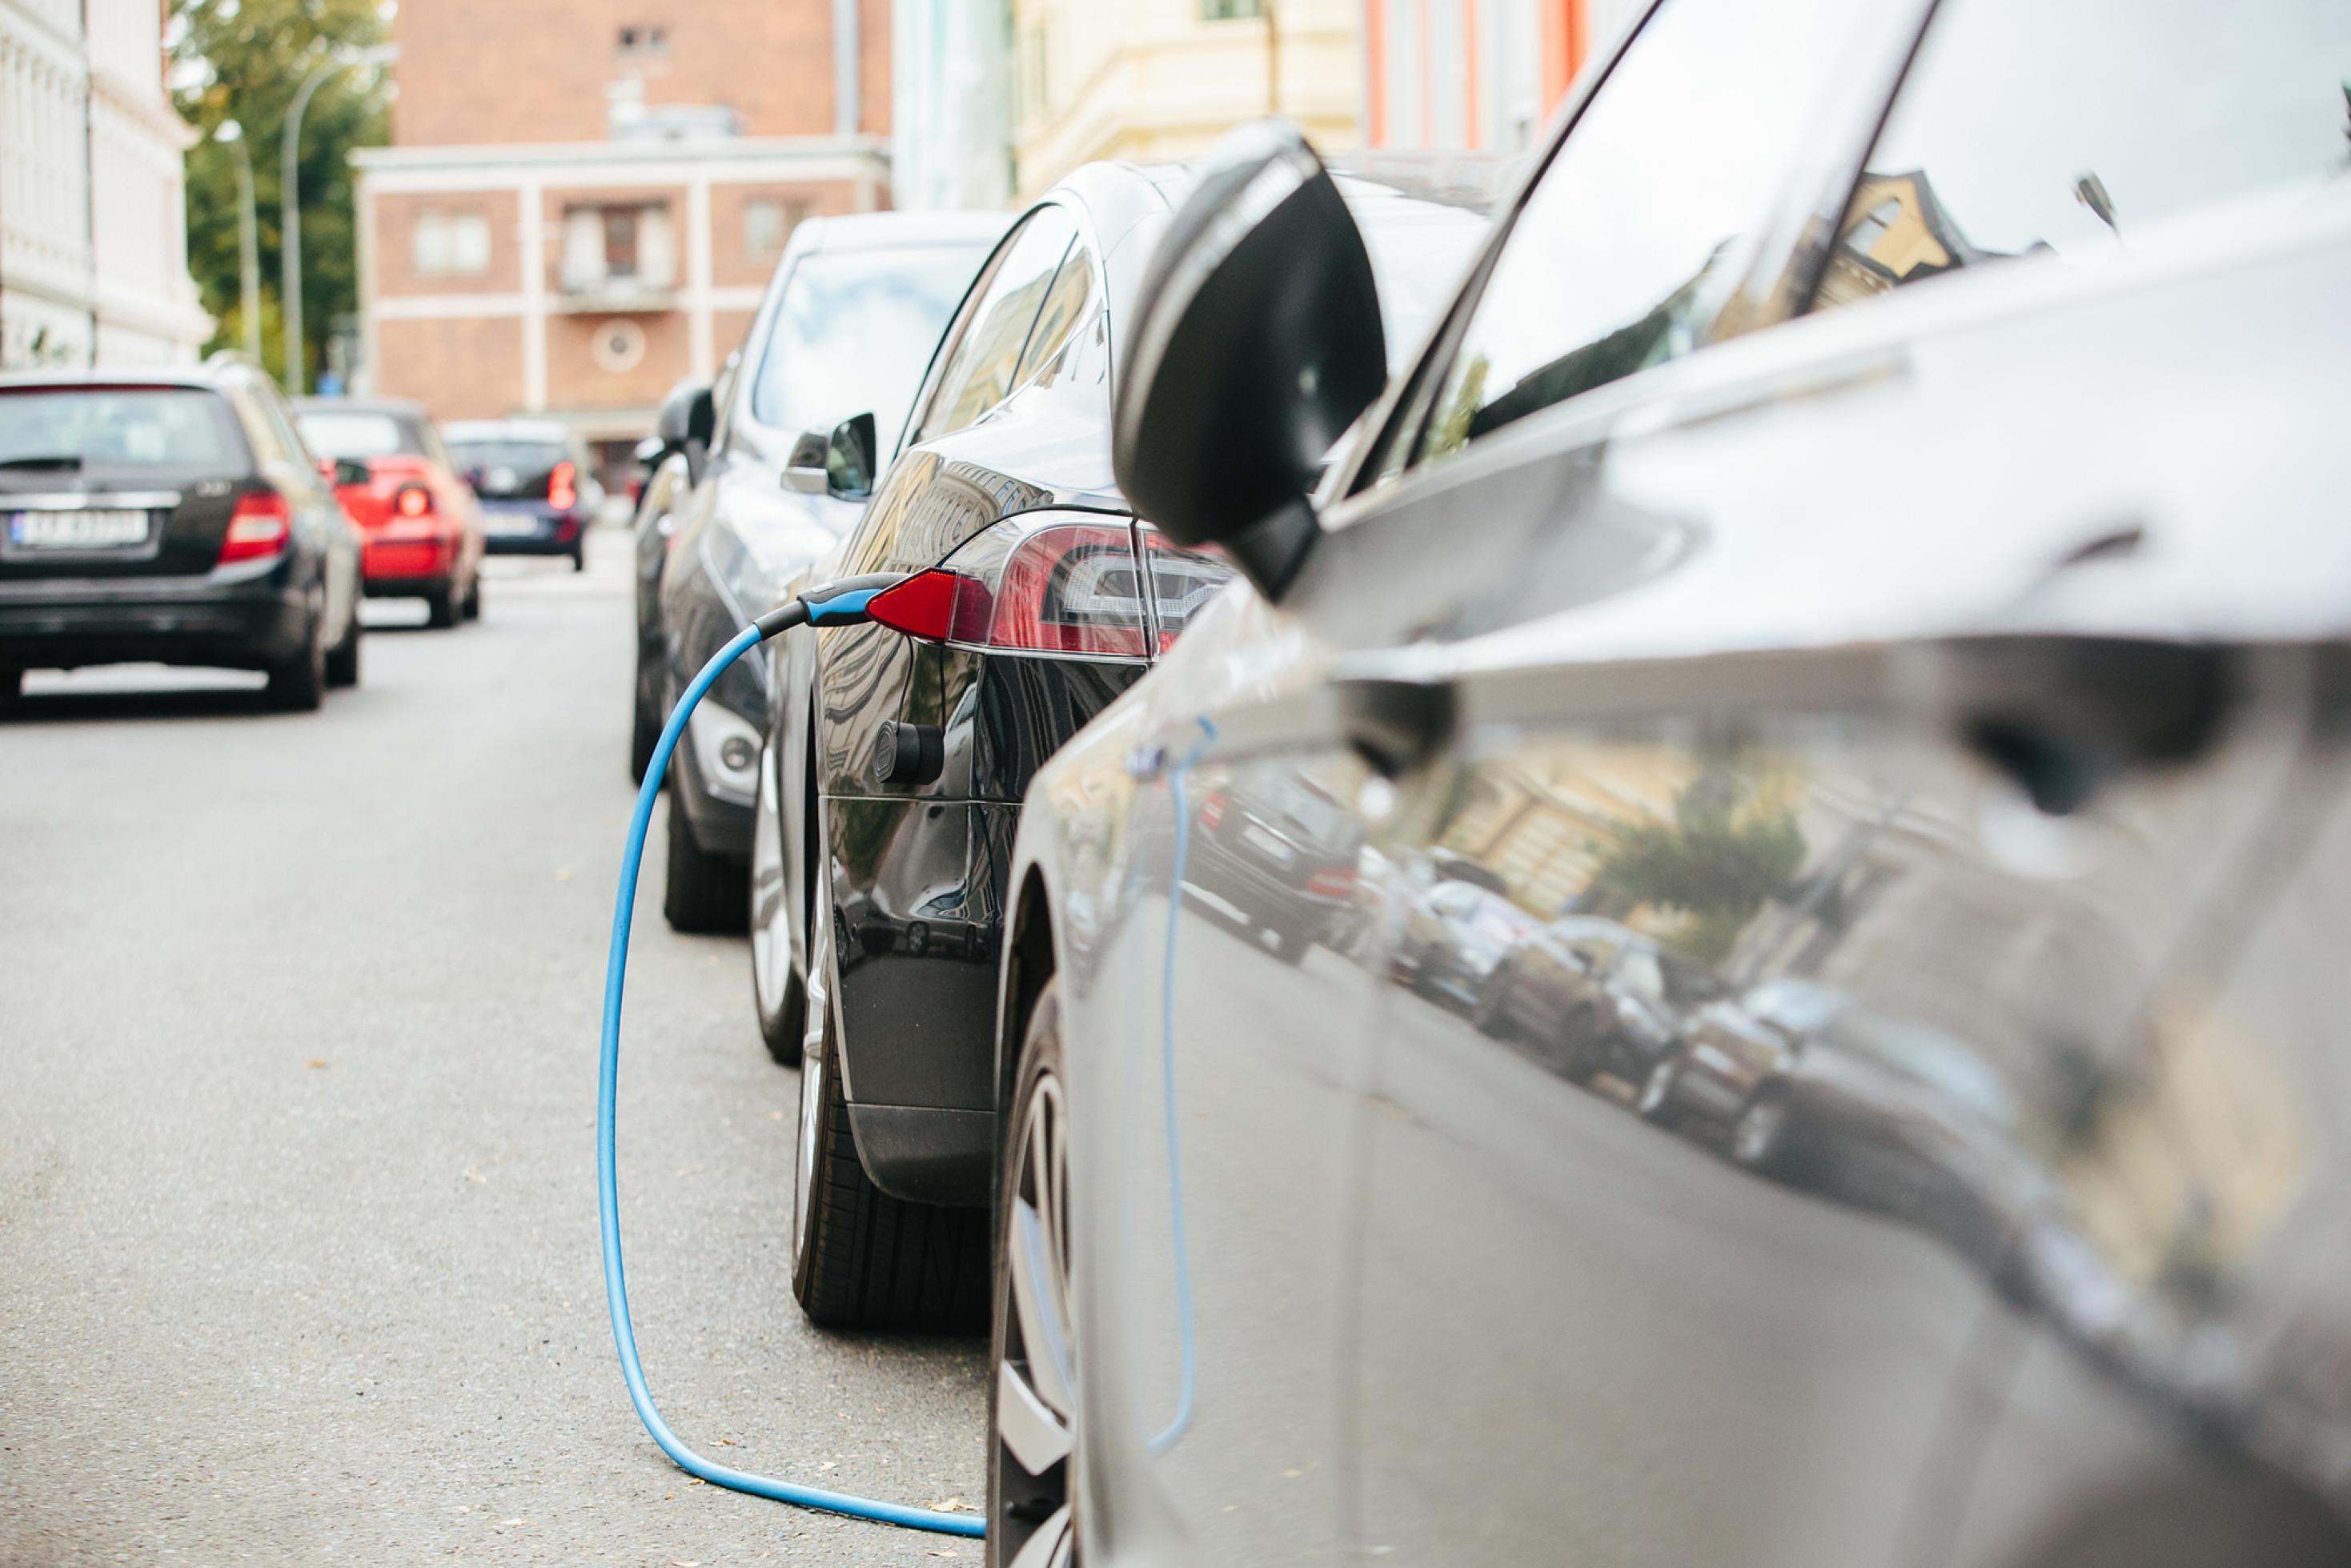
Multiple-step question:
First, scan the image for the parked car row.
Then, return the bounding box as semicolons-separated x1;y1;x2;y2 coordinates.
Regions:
0;363;552;711
611;0;2351;1562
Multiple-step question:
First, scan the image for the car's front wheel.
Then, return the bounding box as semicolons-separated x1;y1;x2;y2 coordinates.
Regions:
749;742;806;1066
989;977;1077;1568
789;920;988;1330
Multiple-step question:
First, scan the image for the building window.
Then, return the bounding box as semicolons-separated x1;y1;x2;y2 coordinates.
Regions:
411;211;491;276
744;198;809;261
561;203;675;292
1202;0;1263;17
617;25;668;59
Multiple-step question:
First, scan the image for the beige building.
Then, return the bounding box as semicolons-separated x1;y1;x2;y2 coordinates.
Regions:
1009;0;1362;200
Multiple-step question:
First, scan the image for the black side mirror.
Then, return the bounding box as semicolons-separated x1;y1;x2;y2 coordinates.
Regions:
656;379;716;453
1113;121;1386;600
824;412;877;502
331;457;371;489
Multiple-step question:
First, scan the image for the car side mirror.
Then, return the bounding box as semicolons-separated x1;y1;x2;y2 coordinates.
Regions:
1113;120;1386;601
824;412;877;502
656;379;716;453
331;457;371;489
783;429;830;495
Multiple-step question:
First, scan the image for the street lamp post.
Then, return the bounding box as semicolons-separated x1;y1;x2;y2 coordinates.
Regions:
214;122;263;365
281;43;399;395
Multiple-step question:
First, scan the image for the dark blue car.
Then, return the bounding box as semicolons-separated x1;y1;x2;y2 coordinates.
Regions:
441;419;603;571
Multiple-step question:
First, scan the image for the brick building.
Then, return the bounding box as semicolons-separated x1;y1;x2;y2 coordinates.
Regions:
351;0;891;483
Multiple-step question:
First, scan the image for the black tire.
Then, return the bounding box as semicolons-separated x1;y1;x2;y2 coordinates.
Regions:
1471;968;1513;1037
629;686;658;784
425;583;459;628
662;788;748;934
989;977;1077;1566
1266;922;1307;966
570;547;587;573
750;742;806;1067
461;571;481;620
790;944;989;1330
324;608;361;688
265;615;327;712
0;665;23;705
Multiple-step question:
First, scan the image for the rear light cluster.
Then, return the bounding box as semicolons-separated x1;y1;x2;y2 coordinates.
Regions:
1196;791;1226;830
548;460;578;511
219;488;291;565
393;485;434;518
1306;868;1359;899
868;519;1154;658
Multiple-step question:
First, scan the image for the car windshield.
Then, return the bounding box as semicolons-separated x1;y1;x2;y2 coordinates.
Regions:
748;244;985;446
0;387;240;475
298;411;423;460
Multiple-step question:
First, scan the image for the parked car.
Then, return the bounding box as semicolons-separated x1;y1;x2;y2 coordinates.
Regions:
1469;913;1726;1085
635;211;1007;932
0;359;363;708
989;1;2351;1562
1389;876;1540;1011
1179;760;1366;964
295;396;486;628
756;156;1500;1333
441;419;602;570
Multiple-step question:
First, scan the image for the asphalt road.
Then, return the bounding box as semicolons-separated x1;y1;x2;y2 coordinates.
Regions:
0;527;989;1566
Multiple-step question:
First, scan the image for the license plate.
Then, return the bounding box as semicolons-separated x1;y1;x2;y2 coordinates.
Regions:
1242;824;1295;864
486;513;542;537
8;508;150;550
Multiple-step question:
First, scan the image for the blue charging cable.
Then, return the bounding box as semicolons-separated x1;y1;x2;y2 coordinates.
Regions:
596;576;985;1540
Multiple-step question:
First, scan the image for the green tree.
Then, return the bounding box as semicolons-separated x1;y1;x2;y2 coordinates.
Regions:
174;0;390;385
1584;750;1807;965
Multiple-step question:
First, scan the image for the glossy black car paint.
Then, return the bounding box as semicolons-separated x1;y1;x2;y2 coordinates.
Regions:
768;161;1500;1208
0;363;361;687
997;0;2351;1562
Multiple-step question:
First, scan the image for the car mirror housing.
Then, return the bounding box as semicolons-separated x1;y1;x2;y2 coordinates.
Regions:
825;413;877;502
784;429;830;495
1112;120;1386;601
656;379;716;453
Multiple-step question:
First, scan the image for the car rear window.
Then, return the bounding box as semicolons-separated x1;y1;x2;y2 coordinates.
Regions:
446;438;568;496
298;410;425;459
0;387;243;475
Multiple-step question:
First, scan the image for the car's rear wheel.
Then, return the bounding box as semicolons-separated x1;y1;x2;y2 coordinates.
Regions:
425;582;459;628
989;978;1078;1568
570;546;587;573
790;888;988;1330
1;665;25;704
662;788;747;933
750;742;806;1066
1635;1056;1683;1125
1731;1089;1791;1173
266;610;326;712
460;571;482;620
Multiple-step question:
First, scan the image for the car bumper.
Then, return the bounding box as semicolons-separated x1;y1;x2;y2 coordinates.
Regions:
479;505;583;554
672;719;756;860
828;796;1017;1206
362;536;459;586
0;567;311;671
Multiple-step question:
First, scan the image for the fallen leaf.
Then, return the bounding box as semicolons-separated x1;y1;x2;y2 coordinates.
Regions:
1282;1469;1302;1480
926;1553;959;1560
766;1110;784;1121
928;1497;962;1511
716;1437;736;1446
818;1462;836;1472
307;1059;328;1069
498;1518;526;1527
554;867;575;882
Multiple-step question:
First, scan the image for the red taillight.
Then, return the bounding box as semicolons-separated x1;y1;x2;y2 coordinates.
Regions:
394;484;433;518
1197;791;1226;830
1306;868;1358;899
219;489;292;564
1141;530;1237;653
867;519;1150;659
548;461;577;511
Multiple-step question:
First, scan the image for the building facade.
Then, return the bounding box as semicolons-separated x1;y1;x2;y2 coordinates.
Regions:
1362;0;1645;154
1009;0;1362;201
892;0;1016;211
0;0;207;368
353;0;892;475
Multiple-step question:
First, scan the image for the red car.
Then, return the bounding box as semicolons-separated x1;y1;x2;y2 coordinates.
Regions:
295;398;485;628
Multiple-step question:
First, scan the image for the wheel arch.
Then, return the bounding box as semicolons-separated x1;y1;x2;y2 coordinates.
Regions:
995;860;1061;1153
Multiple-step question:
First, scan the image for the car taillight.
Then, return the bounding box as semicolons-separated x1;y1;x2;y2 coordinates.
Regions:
1306;868;1358;898
1196;791;1226;830
548;461;577;511
1140;528;1238;653
394;484;434;518
866;517;1150;658
219;489;292;564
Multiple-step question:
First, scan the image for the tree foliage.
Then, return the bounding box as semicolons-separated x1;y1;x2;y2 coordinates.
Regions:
1585;753;1807;965
174;0;390;384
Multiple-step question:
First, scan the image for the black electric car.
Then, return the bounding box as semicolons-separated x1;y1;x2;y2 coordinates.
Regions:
989;0;2351;1562
0;360;363;709
636;211;1006;932
754;155;1502;1329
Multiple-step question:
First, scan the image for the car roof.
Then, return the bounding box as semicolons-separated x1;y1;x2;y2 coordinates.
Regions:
294;396;431;420
0;365;247;393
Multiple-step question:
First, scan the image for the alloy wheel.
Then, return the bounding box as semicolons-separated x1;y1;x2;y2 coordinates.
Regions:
792;957;829;1259
1636;1057;1677;1120
751;744;791;1019
1732;1094;1787;1168
994;1068;1076;1568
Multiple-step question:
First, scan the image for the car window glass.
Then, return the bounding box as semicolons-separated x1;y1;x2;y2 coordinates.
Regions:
1408;0;1883;471
912;207;1077;445
748;244;989;447
1813;0;2351;313
298;411;423;459
258;389;315;470
0;387;241;471
1013;240;1096;384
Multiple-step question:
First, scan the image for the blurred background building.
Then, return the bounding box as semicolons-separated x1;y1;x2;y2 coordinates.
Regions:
1362;0;1643;154
1;0;208;368
351;0;892;485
